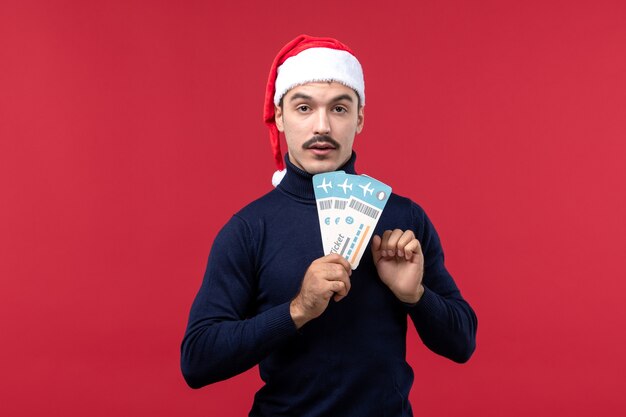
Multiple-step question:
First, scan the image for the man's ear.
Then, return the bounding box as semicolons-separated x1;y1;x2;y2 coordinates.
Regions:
356;106;365;134
274;105;284;132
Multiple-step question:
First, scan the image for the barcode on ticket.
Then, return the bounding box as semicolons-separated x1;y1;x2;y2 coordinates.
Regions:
318;200;332;210
334;200;347;210
349;199;380;219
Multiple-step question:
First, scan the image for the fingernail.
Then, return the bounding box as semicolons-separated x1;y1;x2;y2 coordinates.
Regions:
398;251;404;257
381;250;387;257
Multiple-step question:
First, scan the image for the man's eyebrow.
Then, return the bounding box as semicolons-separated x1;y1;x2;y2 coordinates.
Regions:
289;93;313;102
330;94;354;103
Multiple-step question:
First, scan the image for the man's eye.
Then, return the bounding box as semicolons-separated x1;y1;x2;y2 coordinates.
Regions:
333;106;347;113
297;105;310;112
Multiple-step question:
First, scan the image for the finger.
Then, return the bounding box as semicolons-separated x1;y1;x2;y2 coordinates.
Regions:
402;238;422;261
322;253;352;275
380;230;393;257
396;230;416;257
333;254;353;275
338;269;351;294
322;263;352;295
329;263;352;295
333;291;349;302
383;229;404;257
329;280;348;298
371;235;382;263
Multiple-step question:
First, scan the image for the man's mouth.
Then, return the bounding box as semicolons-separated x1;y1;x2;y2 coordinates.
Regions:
308;142;336;150
303;135;340;151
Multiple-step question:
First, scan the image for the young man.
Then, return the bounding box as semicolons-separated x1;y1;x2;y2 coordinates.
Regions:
181;35;477;416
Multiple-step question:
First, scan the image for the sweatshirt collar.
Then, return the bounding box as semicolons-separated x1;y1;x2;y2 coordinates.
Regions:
277;152;358;201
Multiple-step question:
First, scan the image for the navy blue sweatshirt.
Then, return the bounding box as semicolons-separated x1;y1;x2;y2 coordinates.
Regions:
181;153;477;416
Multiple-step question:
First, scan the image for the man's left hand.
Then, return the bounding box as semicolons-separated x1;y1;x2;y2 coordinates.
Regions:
371;229;424;304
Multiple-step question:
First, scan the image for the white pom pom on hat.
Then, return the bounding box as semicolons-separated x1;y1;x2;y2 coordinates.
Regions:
263;34;365;186
271;169;287;187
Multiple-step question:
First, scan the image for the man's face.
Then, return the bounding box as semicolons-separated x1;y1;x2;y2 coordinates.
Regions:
275;82;364;174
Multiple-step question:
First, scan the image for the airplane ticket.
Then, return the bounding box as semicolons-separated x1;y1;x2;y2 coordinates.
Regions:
313;171;392;269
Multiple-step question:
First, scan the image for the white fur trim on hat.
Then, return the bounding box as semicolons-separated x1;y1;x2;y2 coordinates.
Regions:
273;48;365;106
272;169;287;187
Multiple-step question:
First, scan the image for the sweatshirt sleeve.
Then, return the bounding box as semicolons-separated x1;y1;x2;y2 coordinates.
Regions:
180;215;298;388
406;205;478;363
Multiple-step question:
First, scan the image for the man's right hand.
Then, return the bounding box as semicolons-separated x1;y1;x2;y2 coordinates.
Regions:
290;254;352;329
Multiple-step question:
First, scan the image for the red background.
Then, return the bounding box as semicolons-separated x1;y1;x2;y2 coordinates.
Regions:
2;1;625;415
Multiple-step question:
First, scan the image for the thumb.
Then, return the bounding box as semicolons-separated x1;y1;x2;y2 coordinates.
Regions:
371;234;382;264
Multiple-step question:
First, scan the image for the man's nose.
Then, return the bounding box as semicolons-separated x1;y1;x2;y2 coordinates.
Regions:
314;110;331;135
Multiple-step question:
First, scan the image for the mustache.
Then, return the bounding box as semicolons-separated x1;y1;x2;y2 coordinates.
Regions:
302;135;341;149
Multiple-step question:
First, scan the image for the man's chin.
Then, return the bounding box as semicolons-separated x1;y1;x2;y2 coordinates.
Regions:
303;160;341;175
302;152;353;174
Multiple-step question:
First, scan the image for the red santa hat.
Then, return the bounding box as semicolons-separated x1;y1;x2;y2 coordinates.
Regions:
263;34;365;186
